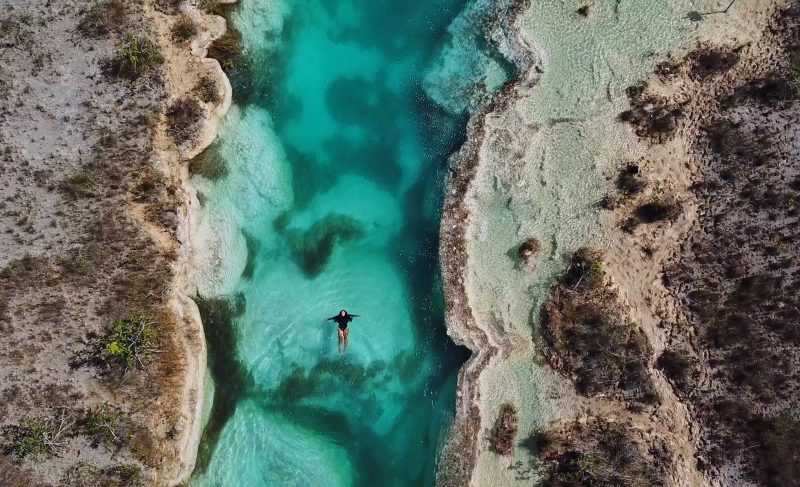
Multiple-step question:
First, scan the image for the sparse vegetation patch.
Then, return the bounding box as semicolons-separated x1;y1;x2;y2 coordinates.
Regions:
2;414;73;461
490;403;518;455
171;14;197;42
109;32;164;80
541;248;658;407
78;1;126;38
101;313;160;372
82;403;124;447
166;97;205;144
535;419;668;486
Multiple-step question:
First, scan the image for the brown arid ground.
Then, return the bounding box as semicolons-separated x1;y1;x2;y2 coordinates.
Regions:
440;0;800;486
537;1;800;486
0;0;232;485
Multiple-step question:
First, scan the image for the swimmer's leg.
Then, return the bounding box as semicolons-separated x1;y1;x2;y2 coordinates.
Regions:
337;328;344;354
343;328;349;354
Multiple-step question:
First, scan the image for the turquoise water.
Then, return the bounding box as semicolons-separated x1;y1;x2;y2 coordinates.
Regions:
191;1;511;485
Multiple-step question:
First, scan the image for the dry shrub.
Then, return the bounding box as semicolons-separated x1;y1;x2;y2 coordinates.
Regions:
541;248;658;407
154;0;182;14
171;14;197;42
78;0;126;38
689;46;741;79
61;170;100;198
207;29;241;71
517;238;540;268
166;97;205;144
655;349;698;394
622;199;681;232
616;163;646;198
194;75;222;104
490;403;518;455
634;200;680;224
619;83;683;142
536;419;669;486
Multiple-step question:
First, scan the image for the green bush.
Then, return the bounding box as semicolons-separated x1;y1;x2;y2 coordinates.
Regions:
103;313;159;370
112;32;164;80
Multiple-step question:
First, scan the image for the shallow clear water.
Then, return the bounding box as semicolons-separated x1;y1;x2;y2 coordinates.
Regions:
190;1;509;485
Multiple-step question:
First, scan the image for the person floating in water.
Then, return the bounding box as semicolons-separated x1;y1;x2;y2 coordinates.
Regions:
326;310;359;354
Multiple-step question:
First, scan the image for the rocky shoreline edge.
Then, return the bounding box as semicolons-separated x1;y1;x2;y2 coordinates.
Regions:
436;0;534;482
146;1;236;484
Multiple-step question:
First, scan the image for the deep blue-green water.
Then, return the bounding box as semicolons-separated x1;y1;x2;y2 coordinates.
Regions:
191;1;510;485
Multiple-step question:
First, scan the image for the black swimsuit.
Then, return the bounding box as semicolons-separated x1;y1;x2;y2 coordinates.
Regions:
328;313;357;331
